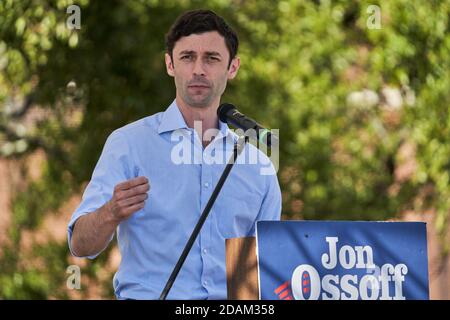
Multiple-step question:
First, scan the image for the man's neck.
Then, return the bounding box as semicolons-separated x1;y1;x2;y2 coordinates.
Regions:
176;97;220;148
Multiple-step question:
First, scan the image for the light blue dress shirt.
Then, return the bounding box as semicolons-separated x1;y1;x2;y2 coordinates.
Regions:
67;100;282;299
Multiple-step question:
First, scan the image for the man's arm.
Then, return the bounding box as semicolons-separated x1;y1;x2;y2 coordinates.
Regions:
248;171;282;236
70;176;150;257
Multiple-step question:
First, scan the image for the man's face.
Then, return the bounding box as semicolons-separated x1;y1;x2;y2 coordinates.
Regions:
165;31;240;108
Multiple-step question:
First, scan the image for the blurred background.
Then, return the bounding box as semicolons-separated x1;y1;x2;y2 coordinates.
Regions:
0;0;449;299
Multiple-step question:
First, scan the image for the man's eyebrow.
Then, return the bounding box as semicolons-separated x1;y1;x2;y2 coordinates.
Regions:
178;50;222;57
205;51;221;57
179;50;196;56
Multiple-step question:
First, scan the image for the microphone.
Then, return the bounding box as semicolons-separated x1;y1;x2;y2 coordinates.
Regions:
218;103;278;147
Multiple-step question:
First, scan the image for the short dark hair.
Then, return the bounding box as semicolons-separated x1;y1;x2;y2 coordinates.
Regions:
165;9;239;67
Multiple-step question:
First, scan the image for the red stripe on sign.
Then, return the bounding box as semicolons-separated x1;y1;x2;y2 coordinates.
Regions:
279;290;289;299
284;296;293;300
274;281;290;294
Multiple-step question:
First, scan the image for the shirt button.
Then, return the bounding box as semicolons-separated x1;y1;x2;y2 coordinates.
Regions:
204;182;209;188
203;280;208;286
203;248;207;254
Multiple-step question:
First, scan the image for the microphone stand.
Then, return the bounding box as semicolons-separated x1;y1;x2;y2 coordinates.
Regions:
159;135;249;300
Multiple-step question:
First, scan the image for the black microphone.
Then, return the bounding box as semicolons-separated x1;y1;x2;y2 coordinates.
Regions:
218;103;278;147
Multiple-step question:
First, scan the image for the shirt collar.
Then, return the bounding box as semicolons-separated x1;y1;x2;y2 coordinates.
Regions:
157;100;236;142
157;100;189;134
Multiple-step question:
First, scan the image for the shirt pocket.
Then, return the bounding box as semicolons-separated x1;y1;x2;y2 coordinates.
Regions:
214;191;262;239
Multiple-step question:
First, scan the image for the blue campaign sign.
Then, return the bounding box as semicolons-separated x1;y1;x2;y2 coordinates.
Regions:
256;221;429;300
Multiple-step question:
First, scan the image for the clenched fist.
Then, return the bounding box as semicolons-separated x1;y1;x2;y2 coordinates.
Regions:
106;176;150;222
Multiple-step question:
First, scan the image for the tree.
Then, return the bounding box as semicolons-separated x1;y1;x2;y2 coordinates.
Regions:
0;0;449;298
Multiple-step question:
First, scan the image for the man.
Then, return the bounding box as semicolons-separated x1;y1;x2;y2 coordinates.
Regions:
68;9;281;300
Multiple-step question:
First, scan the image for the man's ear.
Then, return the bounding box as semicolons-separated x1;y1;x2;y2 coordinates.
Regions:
165;53;175;77
227;56;240;80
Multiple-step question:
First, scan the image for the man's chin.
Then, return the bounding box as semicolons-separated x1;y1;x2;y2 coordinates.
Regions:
186;96;213;108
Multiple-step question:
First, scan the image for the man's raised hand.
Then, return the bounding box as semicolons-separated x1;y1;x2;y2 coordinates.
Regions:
107;176;150;222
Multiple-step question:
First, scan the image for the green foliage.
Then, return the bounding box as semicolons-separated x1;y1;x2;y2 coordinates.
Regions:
13;165;73;233
0;0;449;299
0;242;64;299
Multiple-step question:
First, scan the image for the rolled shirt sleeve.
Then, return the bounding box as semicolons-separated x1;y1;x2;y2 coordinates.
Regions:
248;167;282;236
67;130;133;259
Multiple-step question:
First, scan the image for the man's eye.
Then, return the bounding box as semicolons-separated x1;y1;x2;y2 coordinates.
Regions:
208;56;220;61
181;56;192;60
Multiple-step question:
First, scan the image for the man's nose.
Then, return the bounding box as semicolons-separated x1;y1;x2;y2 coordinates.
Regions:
193;59;206;76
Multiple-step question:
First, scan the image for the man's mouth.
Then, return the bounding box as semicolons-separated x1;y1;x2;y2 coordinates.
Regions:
188;84;210;88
